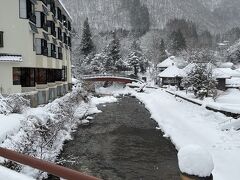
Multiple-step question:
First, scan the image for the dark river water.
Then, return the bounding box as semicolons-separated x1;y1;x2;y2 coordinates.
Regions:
53;96;179;180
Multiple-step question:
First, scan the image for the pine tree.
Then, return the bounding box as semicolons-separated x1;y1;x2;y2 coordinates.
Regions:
170;29;187;54
159;39;167;62
183;64;217;100
128;40;148;75
105;31;121;71
80;18;95;57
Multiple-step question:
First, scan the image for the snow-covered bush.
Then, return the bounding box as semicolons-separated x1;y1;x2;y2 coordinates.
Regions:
0;87;90;179
0;95;11;114
6;94;30;114
0;94;30;115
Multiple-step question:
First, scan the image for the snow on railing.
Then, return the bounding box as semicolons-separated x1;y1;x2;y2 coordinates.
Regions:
81;74;144;83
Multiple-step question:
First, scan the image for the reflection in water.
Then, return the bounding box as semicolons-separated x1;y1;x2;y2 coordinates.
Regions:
55;96;179;180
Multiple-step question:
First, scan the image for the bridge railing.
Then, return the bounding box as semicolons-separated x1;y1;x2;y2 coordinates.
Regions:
0;147;100;180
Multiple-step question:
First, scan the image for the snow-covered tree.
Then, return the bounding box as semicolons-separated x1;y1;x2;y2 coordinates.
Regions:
105;31;121;71
80;18;95;57
183;64;217;99
169;29;187;54
159;39;168;62
128;40;148;75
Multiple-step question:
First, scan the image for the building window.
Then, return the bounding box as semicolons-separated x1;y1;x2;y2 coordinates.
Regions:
19;0;27;18
48;21;56;37
0;31;3;48
51;44;56;58
47;69;55;83
55;69;62;81
57;28;62;41
62;66;67;81
21;68;35;87
57;8;62;21
13;68;21;85
68;21;71;31
35;68;47;84
36;38;48;56
68;36;71;47
33;34;36;51
58;47;62;60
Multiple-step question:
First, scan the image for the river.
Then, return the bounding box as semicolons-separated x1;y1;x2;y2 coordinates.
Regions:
52;96;179;180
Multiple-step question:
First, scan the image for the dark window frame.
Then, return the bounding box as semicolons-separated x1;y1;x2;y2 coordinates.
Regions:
0;31;3;47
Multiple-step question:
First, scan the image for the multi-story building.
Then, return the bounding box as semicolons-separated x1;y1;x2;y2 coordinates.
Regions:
0;0;72;105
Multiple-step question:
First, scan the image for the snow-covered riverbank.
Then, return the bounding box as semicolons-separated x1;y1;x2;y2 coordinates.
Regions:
95;86;240;180
0;87;118;179
134;88;240;180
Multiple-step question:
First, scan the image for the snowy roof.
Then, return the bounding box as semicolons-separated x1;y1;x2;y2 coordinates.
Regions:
157;56;175;68
213;68;240;78
226;78;240;87
0;55;23;62
158;65;187;78
219;62;234;68
183;63;196;74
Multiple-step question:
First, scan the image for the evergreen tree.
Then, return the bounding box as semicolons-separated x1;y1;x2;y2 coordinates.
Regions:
170;30;187;54
128;40;148;75
159;39;168;62
183;64;217;100
80;18;95;57
105;31;121;71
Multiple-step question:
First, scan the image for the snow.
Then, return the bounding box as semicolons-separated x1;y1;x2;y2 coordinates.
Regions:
213;68;240;78
183;63;196;74
212;68;231;78
158;65;187;78
170;89;240;114
0;114;22;142
226;77;240;88
157;56;175;68
219;62;234;69
71;77;80;85
0;165;34;180
0;55;22;62
91;96;118;105
133;88;240;180
178;145;214;177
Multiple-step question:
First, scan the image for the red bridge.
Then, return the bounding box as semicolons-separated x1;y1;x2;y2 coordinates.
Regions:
82;75;143;84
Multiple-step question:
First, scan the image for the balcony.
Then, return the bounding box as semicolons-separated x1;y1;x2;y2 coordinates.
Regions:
29;14;36;24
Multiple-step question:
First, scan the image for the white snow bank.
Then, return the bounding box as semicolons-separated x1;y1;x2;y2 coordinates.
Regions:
0;114;22;142
134;89;240;180
170;90;240;114
178;145;214;177
0;165;34;180
91;96;118;105
96;84;134;96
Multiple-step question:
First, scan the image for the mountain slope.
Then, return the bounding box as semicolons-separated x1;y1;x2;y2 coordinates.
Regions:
62;0;240;33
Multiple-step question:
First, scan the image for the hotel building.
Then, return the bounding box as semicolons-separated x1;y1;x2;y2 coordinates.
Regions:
0;0;72;105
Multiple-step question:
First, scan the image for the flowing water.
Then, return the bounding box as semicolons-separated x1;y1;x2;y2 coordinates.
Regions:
53;96;179;180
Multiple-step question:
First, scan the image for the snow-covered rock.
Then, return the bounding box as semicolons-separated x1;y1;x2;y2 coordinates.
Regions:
178;145;214;177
